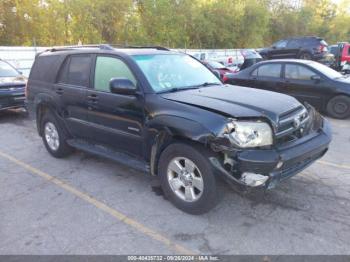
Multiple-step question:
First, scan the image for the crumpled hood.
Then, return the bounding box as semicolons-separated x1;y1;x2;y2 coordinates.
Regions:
0;76;27;87
161;85;301;124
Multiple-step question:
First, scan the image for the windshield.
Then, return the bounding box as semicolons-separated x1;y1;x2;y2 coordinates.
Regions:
310;62;343;79
0;61;19;77
133;54;221;92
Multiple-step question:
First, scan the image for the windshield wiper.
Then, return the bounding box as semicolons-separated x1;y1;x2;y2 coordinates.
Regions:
157;86;200;94
157;82;221;94
193;82;222;87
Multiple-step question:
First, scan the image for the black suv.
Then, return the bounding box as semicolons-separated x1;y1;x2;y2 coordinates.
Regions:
27;45;331;214
259;36;333;64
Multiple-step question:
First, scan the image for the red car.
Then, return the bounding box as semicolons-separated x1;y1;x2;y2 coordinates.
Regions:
202;60;238;80
329;42;350;72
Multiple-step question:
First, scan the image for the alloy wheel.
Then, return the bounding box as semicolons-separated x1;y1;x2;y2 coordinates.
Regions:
44;122;60;151
167;157;204;202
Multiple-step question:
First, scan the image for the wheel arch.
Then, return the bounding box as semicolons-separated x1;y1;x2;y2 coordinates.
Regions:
34;95;64;136
146;116;217;176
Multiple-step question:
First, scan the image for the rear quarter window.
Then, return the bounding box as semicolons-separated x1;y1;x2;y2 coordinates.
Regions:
30;55;64;82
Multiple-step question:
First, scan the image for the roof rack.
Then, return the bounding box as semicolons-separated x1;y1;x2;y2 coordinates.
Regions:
111;44;170;51
48;44;114;52
47;44;170;52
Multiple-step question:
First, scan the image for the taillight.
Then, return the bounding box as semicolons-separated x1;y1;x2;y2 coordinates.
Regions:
222;74;228;83
318;45;326;52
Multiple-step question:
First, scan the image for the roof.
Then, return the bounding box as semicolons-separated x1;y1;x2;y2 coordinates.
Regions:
259;59;314;65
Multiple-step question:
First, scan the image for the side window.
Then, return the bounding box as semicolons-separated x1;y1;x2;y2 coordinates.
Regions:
57;55;92;87
274;40;287;48
285;64;316;80
251;68;258;76
256;64;281;78
287;39;299;48
94;56;136;92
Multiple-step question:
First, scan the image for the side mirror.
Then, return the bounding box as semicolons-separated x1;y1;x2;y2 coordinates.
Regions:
109;78;136;95
212;70;221;79
311;75;321;82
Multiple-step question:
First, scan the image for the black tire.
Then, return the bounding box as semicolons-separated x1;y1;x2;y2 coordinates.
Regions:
298;52;312;60
41;111;72;158
261;54;269;60
158;142;218;215
326;95;350;119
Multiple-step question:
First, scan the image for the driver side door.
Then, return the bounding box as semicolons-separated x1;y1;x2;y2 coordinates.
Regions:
86;55;144;157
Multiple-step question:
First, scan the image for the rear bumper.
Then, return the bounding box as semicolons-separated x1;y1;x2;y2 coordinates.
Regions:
211;118;332;189
0;90;26;110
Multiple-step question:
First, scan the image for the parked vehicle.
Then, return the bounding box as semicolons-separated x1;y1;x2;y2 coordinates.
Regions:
329;42;350;73
225;59;350;119
202;60;238;80
27;45;331;214
239;49;263;70
0;59;27;111
259;36;334;65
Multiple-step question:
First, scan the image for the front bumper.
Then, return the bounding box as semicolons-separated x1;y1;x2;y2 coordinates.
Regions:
0;90;26;110
211;118;332;189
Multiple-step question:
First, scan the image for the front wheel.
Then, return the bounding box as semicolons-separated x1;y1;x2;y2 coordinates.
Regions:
326;95;350;119
158;143;218;214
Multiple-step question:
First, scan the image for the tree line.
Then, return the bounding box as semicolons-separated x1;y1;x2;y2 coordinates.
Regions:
0;0;349;48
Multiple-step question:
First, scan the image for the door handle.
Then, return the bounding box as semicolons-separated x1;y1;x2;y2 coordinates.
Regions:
56;88;64;95
87;94;98;103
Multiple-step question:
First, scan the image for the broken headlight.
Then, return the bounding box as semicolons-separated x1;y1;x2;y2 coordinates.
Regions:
225;120;273;148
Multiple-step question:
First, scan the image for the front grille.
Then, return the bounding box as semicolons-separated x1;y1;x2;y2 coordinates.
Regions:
275;105;321;145
0;84;25;91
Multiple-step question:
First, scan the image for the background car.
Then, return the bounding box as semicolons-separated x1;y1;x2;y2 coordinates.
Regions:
259;36;334;65
202;60;238;80
225;59;350;119
0;59;27;112
329;42;350;73
239;49;263;70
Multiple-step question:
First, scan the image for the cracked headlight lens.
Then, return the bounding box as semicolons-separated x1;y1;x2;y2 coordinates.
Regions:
225;121;273;148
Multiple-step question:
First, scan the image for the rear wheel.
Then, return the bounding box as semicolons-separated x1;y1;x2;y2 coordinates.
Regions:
326;95;350;119
41;112;72;158
158;142;218;214
299;52;312;60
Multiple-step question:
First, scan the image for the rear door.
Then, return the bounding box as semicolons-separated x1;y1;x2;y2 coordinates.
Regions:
55;54;93;138
279;63;327;109
270;40;289;59
251;63;283;92
286;39;301;58
86;55;144;157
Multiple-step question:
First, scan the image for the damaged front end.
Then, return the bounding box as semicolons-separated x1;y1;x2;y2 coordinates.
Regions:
209;105;331;190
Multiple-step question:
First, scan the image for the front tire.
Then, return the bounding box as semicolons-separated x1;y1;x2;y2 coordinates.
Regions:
158;142;218;214
326;95;350;119
41;112;72;158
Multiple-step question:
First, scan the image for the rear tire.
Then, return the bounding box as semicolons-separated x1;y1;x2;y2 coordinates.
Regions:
299;52;312;60
158;142;218;215
41;111;72;158
326;95;350;119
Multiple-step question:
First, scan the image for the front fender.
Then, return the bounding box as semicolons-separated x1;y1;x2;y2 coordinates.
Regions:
145;114;217;175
